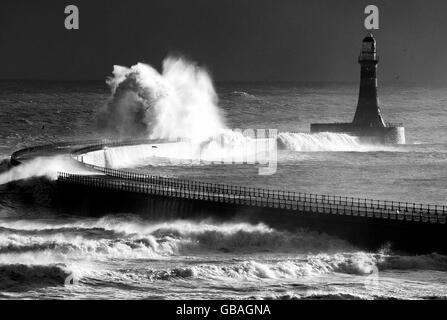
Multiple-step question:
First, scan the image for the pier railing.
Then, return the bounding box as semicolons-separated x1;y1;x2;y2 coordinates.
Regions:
58;139;446;224
57;170;446;225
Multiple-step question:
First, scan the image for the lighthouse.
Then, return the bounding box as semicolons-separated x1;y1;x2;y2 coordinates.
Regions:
352;33;385;127
310;33;405;144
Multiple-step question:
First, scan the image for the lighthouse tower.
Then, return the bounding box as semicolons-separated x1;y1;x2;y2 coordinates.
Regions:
352;33;385;127
309;33;405;144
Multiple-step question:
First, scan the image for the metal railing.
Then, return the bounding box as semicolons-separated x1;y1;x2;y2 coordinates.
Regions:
57;170;446;225
15;139;444;224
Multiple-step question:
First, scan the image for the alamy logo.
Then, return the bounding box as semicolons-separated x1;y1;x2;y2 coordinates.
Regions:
364;5;379;30
129;129;279;176
64;5;79;30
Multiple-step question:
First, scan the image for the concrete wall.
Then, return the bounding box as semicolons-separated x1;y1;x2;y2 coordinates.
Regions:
79;138;276;168
310;123;406;144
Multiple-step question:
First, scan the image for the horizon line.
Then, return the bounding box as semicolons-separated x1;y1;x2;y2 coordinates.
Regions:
1;78;447;86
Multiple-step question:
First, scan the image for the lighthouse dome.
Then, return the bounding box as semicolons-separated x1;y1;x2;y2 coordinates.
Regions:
361;33;376;53
362;33;376;43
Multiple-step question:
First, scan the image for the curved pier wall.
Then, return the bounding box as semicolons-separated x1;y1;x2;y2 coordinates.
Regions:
310;123;405;144
79;141;196;168
78;138;276;168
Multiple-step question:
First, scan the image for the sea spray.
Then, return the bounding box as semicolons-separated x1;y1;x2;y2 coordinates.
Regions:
78;131;393;173
98;57;227;141
0;155;98;185
2;217;447;272
0;217;353;256
142;253;381;282
78;129;277;174
96;57;278;169
277;132;397;152
1;215;447;297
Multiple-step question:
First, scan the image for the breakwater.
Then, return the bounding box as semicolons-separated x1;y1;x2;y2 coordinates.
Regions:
9;140;447;254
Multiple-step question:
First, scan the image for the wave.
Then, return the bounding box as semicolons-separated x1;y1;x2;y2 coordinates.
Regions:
0;226;123;239
0;232;175;261
137;251;447;283
139;253;379;282
1;217;447;279
0;155;99;185
228;91;257;99
376;253;447;271
97;57;227;141
4;250;443;293
0;218;352;258
147;221;351;253
277;132;395;152
0;158;11;174
250;293;366;300
0;263;71;291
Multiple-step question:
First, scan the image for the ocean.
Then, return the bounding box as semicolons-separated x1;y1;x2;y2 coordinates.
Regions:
1;79;447;299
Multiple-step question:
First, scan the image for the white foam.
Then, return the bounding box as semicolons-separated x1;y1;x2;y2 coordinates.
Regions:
0;156;99;185
0;218;351;257
80;131;275;168
99;57;227;141
278;132;397;152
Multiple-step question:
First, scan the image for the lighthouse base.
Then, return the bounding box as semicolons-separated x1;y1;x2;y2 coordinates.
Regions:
310;123;405;144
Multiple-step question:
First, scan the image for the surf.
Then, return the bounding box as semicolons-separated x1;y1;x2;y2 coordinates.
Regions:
277;132;397;152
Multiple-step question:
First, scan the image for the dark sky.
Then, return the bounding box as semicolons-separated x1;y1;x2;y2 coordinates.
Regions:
1;0;447;82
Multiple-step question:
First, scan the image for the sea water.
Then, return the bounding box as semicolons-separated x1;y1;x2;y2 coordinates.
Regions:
1;80;447;299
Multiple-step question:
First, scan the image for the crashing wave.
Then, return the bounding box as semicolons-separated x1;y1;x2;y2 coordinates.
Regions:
277;132;393;152
141;251;447;283
139;253;379;282
1;217;447;280
0;218;352;258
0;263;71;291
97;57;226;142
0;155;98;185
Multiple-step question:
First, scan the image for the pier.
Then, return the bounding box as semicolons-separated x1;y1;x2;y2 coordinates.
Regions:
9;139;447;254
58;169;445;225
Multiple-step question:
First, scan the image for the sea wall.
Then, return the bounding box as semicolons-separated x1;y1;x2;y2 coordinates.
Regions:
77;137;276;169
310;123;405;144
78;141;194;168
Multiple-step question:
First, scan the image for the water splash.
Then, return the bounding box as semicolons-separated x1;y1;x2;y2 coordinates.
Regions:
0;156;98;185
0;217;352;258
98;57;227;142
278;132;397;152
1;216;447;296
